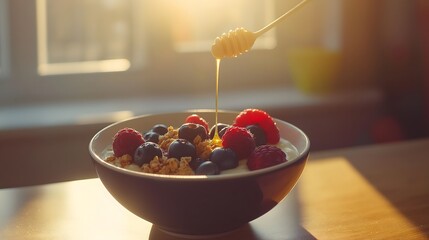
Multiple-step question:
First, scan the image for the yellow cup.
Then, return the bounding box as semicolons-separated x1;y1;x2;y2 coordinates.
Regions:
287;47;341;94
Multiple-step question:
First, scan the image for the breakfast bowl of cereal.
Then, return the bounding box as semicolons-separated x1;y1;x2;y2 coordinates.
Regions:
89;109;310;236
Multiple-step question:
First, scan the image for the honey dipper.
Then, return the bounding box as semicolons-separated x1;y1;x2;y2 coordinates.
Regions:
211;0;309;59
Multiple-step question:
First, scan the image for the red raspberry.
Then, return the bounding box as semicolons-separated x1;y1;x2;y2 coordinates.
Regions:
247;145;287;171
112;128;145;157
221;126;255;159
234;109;280;144
185;114;209;133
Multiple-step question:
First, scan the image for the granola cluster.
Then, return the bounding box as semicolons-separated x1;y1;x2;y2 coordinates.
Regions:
106;154;133;168
141;156;194;175
158;126;179;151
106;154;195;175
193;135;214;160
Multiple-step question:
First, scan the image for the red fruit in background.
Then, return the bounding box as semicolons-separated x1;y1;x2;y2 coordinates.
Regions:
234;109;280;144
221;126;256;159
247;145;287;171
185;114;209;133
112;128;145;157
370;115;405;143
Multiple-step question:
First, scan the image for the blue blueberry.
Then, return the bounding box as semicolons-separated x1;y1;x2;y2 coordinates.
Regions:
168;139;196;160
209;147;238;170
189;157;207;171
178;123;208;143
143;131;160;143
246;124;267;146
151;124;168;135
209;123;230;139
134;142;163;166
196;161;220;175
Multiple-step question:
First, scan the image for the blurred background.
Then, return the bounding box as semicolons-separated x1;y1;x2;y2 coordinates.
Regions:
0;0;428;187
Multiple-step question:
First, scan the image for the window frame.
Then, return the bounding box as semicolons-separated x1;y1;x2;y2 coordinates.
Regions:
36;0;147;76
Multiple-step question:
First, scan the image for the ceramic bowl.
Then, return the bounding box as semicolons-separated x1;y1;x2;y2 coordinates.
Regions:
89;110;310;236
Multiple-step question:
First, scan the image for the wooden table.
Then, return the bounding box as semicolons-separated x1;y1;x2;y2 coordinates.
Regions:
1;139;428;240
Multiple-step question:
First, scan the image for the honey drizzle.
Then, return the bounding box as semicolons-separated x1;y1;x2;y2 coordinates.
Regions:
211;58;222;147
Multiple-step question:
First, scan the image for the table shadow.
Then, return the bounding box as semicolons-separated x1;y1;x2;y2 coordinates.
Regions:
149;223;316;240
327;141;429;238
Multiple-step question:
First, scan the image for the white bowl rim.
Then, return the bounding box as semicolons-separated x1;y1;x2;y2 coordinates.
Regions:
89;110;310;182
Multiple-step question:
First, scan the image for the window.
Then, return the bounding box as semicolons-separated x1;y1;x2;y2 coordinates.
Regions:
37;0;141;75
0;0;340;106
36;0;276;76
170;0;276;53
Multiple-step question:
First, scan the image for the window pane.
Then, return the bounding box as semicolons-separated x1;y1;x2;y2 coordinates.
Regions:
170;0;276;52
37;0;136;75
